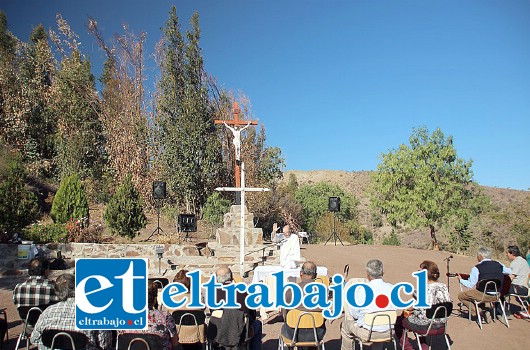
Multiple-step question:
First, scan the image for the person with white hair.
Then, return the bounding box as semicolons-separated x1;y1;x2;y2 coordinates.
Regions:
341;259;397;350
457;247;511;323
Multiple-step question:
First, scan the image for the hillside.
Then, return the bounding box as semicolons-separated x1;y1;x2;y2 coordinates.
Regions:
283;170;530;250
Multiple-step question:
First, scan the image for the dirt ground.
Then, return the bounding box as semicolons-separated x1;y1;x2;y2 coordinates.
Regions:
1;244;529;349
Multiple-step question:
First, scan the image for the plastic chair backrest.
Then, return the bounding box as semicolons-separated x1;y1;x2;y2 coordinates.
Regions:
116;333;163;350
425;302;453;319
41;330;88;350
476;278;501;294
314;275;330;288
232;274;244;284
364;310;397;327
17;306;43;327
285;309;324;329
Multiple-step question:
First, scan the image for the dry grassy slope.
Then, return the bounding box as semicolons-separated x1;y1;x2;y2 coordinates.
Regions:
283;170;530;246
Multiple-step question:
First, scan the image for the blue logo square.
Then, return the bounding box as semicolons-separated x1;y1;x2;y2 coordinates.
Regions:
75;258;148;330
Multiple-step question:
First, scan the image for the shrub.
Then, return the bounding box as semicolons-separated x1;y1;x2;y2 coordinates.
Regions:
51;173;89;224
25;222;68;243
0;149;39;236
382;231;401;246
66;218;104;243
202;192;231;227
104;174;147;238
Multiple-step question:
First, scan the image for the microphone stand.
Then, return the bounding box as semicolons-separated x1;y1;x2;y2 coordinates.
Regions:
444;255;454;291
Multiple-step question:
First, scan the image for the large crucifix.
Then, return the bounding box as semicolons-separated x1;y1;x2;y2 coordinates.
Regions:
216;162;269;275
214;102;258;191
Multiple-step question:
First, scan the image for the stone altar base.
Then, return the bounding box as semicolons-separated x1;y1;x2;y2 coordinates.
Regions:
215;205;263;246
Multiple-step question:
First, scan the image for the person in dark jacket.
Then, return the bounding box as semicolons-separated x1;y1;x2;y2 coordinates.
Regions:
209;267;262;350
457;247;511;322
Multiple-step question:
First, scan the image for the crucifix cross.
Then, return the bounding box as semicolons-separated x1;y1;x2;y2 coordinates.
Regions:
214;102;258;188
216;161;269;275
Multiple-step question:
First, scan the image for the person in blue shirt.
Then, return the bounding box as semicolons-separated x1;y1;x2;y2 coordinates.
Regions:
457;247;511;323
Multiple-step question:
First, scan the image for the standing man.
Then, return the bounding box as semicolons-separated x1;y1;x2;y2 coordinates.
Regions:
13;258;58;310
280;225;301;269
457;247;511;322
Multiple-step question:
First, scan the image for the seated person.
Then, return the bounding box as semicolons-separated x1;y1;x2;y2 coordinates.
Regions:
457;247;511;323
209;267;262;350
13;258;58;310
395;260;451;350
503;245;530;316
281;261;326;342
118;281;178;350
279;225;301;269
168;269;206;350
506;245;530;295
30;273;113;350
341;259;396;350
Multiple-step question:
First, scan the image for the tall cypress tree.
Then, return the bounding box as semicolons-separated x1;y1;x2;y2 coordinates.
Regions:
158;8;222;213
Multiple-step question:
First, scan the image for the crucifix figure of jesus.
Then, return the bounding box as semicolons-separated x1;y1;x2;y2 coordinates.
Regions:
214;102;258;189
223;121;251;162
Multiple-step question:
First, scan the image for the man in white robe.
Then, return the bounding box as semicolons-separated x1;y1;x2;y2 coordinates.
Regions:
279;225;301;269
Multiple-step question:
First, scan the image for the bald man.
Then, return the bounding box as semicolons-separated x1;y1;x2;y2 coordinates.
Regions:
213;267;262;350
280;225;301;268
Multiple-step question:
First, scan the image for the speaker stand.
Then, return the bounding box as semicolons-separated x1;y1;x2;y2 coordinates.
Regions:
178;228;193;242
144;202;164;242
324;211;344;246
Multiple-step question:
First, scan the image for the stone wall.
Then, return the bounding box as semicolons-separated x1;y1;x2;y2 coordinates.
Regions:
0;240;278;277
1;242;223;275
215;205;263;245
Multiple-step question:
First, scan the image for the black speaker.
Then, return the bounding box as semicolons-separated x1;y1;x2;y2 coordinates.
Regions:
152;181;166;199
178;214;197;232
328;197;341;212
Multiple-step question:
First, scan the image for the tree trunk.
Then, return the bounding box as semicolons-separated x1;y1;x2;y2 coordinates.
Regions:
430;225;440;250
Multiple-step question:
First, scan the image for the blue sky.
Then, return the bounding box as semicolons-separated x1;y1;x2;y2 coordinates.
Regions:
2;0;529;190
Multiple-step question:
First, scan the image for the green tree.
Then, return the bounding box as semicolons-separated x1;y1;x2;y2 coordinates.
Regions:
50;173;89;224
51;49;105;179
0;146;39;237
0;11;24;152
18;25;57;177
104;174;147;238
157;8;223;213
0;17;58;178
48;15;105;181
202;192;231;227
370;127;476;249
295;182;359;234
